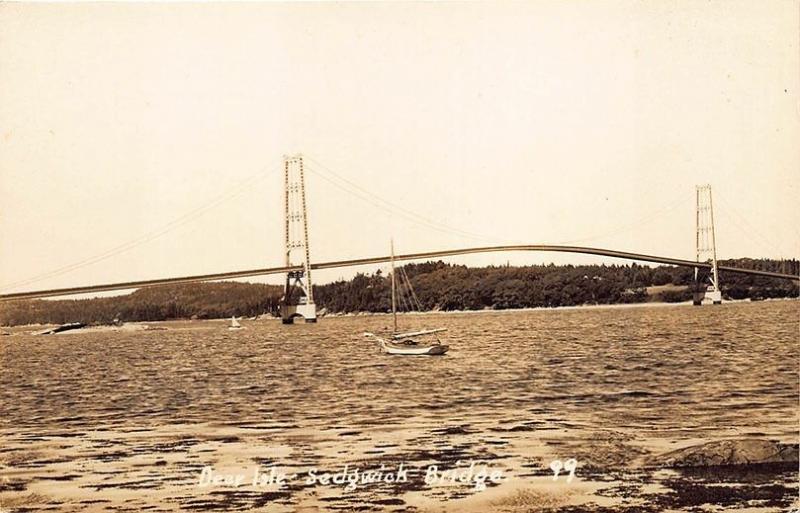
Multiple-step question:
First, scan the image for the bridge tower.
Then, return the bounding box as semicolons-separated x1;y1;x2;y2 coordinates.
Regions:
693;184;722;305
280;155;317;323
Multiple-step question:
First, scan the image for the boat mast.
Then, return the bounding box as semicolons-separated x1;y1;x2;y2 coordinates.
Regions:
390;239;397;333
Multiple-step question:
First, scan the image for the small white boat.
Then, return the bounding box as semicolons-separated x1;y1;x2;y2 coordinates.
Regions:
364;330;448;355
228;316;244;330
365;240;449;356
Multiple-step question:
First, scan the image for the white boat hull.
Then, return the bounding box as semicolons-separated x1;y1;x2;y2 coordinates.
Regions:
364;333;448;356
383;342;449;355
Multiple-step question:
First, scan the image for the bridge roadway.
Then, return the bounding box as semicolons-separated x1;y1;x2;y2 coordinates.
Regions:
1;244;797;301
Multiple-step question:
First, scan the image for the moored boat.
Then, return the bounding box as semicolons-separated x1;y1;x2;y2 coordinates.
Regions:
365;240;449;356
228;316;244;330
364;331;448;355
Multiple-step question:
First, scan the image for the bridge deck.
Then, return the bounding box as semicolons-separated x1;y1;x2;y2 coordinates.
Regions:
0;244;796;301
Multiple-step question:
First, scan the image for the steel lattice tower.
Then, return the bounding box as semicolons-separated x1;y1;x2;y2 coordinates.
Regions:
280;155;317;323
693;184;722;305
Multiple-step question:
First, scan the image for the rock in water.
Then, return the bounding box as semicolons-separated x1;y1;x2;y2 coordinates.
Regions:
648;439;798;468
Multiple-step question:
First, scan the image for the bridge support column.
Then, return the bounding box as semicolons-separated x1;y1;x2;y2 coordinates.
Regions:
693;184;722;305
279;155;317;323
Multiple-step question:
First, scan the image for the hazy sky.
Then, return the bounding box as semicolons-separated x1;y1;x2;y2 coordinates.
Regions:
1;1;798;295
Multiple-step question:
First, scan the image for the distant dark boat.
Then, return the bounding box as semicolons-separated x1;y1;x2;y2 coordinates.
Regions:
33;322;85;335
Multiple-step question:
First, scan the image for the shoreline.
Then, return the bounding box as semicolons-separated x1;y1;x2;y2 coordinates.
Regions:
323;296;797;317
3;296;797;331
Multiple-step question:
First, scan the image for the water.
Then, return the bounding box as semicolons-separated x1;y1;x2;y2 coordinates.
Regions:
1;301;797;511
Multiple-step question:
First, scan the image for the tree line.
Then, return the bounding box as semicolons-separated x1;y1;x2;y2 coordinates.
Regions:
0;282;283;326
1;258;796;326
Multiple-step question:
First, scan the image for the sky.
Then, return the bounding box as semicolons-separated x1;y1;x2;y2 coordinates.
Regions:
1;1;798;297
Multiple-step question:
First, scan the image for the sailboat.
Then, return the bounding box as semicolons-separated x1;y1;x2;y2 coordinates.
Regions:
228;316;244;330
364;240;449;356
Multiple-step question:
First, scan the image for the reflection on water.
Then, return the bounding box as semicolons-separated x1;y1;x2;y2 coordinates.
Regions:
1;301;797;511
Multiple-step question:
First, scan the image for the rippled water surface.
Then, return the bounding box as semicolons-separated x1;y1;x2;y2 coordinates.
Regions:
1;301;797;511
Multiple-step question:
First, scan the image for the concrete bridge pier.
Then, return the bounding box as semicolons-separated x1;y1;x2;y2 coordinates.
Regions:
693;288;722;306
280;302;317;324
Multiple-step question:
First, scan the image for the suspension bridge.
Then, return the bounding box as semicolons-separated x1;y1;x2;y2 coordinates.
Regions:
1;155;797;322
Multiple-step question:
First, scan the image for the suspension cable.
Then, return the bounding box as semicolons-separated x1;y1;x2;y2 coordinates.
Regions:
0;164;281;291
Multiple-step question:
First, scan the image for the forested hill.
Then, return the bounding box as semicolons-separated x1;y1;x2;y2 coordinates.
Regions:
1;258;796;326
1;282;284;327
313;258;798;312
